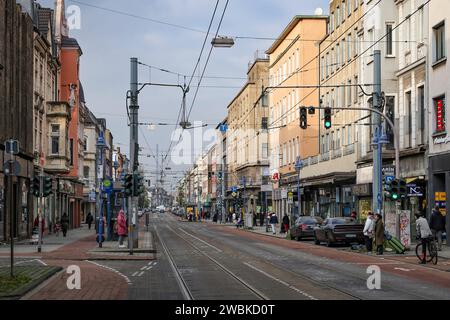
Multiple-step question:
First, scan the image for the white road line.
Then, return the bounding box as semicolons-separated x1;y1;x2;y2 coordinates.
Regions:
86;261;132;284
177;227;223;253
147;261;154;266
132;271;139;277
394;267;415;272
244;262;317;300
146;266;153;270
36;259;47;266
138;271;145;277
140;266;147;271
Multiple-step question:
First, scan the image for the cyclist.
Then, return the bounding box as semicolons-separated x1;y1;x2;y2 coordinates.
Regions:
415;212;432;264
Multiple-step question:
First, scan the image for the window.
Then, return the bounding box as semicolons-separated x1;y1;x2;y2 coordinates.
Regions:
341;39;346;65
368;28;375;55
347;79;352;106
405;16;411;52
405;91;412;147
330;12;334;32
51;124;60;155
347;0;351;16
70;138;74;166
434;96;446;134
261;117;268;130
347;34;352;61
84;166;90;179
418;86;425;133
321;56;325;80
331;48;335;74
348;124;352;145
433;22;446;62
354;0;358;10
336;7;340;28
417;7;424;43
336;44;340;68
326;52;330;77
262;143;268;159
386;23;394;56
385;96;395;148
296;49;300;69
341;2;346;23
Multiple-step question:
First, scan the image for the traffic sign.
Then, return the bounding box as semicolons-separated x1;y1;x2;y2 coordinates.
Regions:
5;140;19;155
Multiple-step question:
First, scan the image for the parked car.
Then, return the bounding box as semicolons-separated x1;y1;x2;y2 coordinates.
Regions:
289;216;323;241
313;217;364;247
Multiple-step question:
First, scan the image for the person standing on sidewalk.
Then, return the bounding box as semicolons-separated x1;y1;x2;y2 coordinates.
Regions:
363;212;375;254
86;212;94;230
117;209;127;248
430;205;446;251
61;213;69;237
282;214;290;235
415;212;433;264
269;213;278;235
374;213;385;255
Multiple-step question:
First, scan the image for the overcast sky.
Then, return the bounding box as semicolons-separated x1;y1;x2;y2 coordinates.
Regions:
39;0;329;190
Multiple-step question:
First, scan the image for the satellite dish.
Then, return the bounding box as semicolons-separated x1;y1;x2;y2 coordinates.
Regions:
314;7;323;15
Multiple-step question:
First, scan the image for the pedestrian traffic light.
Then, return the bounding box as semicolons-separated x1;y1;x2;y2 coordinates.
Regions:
300;107;308;130
399;179;407;199
324;107;332;129
208;172;212;180
43;176;53;197
124;174;133;197
31;177;41;197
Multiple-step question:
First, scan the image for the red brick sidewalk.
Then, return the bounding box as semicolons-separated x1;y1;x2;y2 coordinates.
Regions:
25;259;128;300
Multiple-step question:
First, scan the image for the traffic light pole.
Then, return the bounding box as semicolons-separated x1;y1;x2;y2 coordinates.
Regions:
372;50;383;215
129;57;139;250
37;166;44;253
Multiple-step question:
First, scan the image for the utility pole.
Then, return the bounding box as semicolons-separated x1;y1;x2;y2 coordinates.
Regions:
372;50;383;216
221;165;226;224
129;57;139;249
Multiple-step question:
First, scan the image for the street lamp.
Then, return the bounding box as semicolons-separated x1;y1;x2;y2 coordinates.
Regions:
295;157;303;218
211;36;235;48
96;132;106;248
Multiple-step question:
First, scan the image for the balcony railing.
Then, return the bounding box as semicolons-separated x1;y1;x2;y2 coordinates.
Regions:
300;143;356;169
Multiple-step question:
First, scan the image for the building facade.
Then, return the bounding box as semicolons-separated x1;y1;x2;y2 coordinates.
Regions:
267;15;327;221
0;0;34;241
427;0;450;245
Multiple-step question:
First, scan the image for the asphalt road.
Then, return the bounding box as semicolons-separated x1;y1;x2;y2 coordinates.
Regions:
97;212;450;300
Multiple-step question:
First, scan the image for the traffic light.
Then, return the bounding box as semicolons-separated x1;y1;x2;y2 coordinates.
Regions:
43;176;53;197
386;179;400;201
218;171;223;180
300;107;308;130
324;107;332;129
31;177;41;197
134;173;146;196
124;174;133;197
399;179;407;199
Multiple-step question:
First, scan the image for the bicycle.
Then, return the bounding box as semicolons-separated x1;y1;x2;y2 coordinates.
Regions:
415;236;438;265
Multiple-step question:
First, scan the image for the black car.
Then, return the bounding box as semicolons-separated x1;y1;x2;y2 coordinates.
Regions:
289;216;323;241
313;217;364;247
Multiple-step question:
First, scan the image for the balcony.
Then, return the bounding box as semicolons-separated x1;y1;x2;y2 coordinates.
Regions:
320;152;330;162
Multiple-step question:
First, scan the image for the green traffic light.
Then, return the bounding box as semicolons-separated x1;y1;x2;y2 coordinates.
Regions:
325;121;331;129
392;194;399;200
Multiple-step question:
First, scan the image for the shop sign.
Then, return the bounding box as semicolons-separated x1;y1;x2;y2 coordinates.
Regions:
433;135;450;145
407;184;423;197
352;184;371;196
281;189;288;199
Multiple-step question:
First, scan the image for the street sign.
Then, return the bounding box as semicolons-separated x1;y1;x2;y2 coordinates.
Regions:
5;140;19;155
385;175;394;183
231;186;237;193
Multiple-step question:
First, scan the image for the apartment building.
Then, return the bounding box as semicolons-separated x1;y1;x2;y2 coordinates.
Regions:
267;15;327;221
427;0;450;245
226;57;269;220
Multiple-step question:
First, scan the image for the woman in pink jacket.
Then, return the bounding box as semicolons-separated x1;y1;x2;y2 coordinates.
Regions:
117;210;127;248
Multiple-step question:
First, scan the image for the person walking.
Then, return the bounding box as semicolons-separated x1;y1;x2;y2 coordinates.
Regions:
61;213;69;237
430;205;446;251
86;212;94;230
232;212;237;224
363;212;375;254
415;212;433;264
117;209;127;248
269;213;278;235
252;211;257;227
282;214;290;235
374;213;385;255
260;211;265;227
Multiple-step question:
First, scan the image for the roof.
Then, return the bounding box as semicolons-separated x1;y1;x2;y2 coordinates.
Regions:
61;36;83;54
36;8;53;38
79;82;86;104
266;15;328;55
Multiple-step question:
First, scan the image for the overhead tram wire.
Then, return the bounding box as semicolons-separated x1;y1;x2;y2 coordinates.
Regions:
163;0;229;165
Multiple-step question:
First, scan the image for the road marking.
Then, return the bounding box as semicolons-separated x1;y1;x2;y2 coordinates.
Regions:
36;259;47;266
87;261;132;284
145;266;153;270
140;266;147;271
138;271;145;277
132;271;139;277
177;227;223;253
244;262;317;300
394;267;415;272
